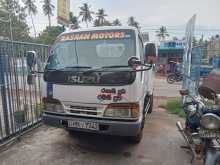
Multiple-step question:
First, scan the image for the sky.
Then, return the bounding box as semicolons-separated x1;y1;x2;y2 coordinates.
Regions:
22;0;220;41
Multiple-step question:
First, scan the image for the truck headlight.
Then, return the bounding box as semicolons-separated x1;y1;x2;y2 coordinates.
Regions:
104;103;139;119
200;113;220;130
43;97;64;113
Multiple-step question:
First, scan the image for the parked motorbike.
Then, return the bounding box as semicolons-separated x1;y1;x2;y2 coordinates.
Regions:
176;86;220;165
167;72;183;84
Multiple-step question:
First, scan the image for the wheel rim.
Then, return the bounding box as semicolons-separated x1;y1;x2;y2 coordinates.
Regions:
167;75;176;83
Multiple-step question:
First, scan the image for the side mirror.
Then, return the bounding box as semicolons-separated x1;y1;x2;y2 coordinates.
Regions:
26;51;37;85
26;51;37;69
145;43;157;63
216;94;220;106
128;56;142;68
27;74;36;85
179;89;189;96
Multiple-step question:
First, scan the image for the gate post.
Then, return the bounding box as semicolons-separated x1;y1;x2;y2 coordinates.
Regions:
0;55;10;136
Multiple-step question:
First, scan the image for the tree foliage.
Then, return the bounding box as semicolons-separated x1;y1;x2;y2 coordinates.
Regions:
156;26;169;41
42;0;54;27
79;3;94;28
22;0;37;37
35;26;63;45
112;19;122;26
0;0;31;41
127;17;140;29
69;12;80;29
95;8;107;26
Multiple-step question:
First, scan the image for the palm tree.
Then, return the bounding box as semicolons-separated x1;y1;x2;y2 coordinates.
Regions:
112;19;122;26
156;26;169;41
79;3;94;28
96;8;107;26
22;0;37;37
127;16;139;29
93;19;100;27
94;19;111;27
42;0;54;27
69;12;80;29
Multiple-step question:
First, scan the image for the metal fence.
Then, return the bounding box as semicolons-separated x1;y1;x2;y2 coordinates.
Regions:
0;40;49;143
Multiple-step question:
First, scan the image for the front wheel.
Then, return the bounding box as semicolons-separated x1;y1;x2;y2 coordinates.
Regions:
167;74;176;84
127;129;143;144
204;149;220;165
147;95;154;114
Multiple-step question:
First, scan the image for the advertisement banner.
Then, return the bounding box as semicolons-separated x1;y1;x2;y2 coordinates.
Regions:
182;14;196;93
57;0;70;26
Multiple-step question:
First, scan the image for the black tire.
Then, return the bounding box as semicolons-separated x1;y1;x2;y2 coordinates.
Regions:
147;95;154;114
67;129;75;136
167;74;176;84
127;116;145;144
127;129;143;144
205;149;220;165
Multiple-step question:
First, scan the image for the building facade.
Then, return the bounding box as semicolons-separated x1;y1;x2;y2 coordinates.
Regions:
207;38;220;59
157;40;185;74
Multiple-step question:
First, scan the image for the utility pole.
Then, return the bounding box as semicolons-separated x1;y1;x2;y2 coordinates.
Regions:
0;9;12;136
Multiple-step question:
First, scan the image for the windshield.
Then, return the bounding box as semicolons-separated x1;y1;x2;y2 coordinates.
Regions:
45;30;136;70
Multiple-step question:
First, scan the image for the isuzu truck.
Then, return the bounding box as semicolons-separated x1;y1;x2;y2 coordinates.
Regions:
27;26;157;143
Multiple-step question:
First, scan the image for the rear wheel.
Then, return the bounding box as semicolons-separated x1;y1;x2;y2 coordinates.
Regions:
147;95;154;114
167;74;176;84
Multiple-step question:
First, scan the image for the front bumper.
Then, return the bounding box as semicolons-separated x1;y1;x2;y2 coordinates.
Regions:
42;112;142;136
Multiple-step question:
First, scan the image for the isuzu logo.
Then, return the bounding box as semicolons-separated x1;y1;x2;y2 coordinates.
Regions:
68;75;97;84
68;76;83;83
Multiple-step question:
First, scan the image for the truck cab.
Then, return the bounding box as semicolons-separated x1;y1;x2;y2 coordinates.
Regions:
27;26;157;143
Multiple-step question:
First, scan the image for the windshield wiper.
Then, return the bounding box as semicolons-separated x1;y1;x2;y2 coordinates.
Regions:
83;65;130;74
45;66;92;72
102;65;129;68
64;66;92;69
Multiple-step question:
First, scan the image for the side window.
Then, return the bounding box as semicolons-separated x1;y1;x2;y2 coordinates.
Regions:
138;36;144;62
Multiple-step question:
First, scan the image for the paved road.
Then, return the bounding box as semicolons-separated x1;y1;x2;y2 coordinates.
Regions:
154;77;181;97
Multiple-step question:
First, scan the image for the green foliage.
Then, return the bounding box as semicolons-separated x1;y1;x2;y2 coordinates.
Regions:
95;8;107;26
127;16;140;29
22;0;38;37
69;12;80;29
35;26;63;45
0;0;31;41
156;26;169;41
94;19;111;27
112;19;122;26
22;0;37;15
79;3;94;27
160;99;185;118
42;0;54;27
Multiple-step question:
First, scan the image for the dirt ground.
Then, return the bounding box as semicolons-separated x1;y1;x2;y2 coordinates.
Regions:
0;97;202;165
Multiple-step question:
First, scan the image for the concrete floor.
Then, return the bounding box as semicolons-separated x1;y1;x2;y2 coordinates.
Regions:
0;97;201;165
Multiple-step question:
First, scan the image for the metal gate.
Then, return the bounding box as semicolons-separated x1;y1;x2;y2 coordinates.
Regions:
0;40;49;143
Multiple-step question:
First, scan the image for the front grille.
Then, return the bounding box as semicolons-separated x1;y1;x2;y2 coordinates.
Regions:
65;104;100;117
70;105;97;111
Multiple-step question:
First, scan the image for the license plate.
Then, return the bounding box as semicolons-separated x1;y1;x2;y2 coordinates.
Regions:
68;120;99;131
199;130;220;139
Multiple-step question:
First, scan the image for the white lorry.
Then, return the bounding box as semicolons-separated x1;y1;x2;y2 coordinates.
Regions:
27;26;157;143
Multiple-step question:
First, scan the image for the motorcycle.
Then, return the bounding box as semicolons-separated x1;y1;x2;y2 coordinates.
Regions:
176;69;220;165
167;72;183;84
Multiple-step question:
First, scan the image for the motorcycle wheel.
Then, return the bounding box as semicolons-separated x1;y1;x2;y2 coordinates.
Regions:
204;149;220;165
167;74;176;84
